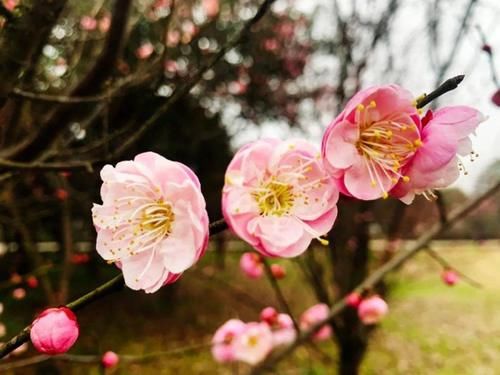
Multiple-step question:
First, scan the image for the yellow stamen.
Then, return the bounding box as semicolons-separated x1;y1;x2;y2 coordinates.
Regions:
318;237;329;246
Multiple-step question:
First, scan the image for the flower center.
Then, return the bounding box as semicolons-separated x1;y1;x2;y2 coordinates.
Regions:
247;335;259;347
355;101;421;197
252;180;295;216
140;201;175;235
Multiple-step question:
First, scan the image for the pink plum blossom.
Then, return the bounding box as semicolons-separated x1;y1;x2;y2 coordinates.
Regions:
269;313;296;347
322;85;485;203
99;15;111;33
358;295;388;325
202;0;220;18
233;322;273;365
240;252;264;279
299;303;332;341
0;322;6;338
30;307;79;355
12;288;26;300
3;0;19;12
92;152;209;293
136;42;155;59
259;307;296;346
442;269;459;286
102;351;120;368
391;106;485;203
322;85;422;200
211;319;246;363
80;16;97;31
222;139;338;258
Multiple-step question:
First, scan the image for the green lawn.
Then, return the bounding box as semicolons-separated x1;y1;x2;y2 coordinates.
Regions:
1;241;500;374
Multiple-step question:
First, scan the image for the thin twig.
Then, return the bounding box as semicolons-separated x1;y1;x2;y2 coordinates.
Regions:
476;25;500;88
261;258;300;332
0;343;212;371
0;218;229;358
424;246;483;288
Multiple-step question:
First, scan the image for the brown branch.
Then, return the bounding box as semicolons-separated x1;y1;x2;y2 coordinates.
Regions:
0;343;212;371
261;258;300;332
0;0;68;100
112;0;277;157
0;218;229;358
4;0;133;162
0;159;98;171
434;0;478;87
250;180;500;374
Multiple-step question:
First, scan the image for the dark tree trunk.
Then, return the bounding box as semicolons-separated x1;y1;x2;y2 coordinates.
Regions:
338;337;368;375
328;199;373;374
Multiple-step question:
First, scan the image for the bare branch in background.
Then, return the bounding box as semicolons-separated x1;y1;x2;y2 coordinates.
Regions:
423;246;483;289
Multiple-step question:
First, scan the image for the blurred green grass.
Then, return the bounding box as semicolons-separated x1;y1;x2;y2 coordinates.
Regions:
2;241;500;374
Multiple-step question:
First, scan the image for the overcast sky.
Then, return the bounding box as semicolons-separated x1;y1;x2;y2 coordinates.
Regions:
230;0;500;195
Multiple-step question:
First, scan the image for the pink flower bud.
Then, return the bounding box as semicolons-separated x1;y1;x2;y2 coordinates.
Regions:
270;264;286;279
136;42;154;59
202;0;219;17
99;15;111;33
3;0;19;12
30;307;79;355
239;252;263;279
102;351;119;368
345;292;362;308
55;188;69;201
492;89;500;107
10;273;22;285
80;16;97;31
0;322;6;338
71;253;90;265
442;270;459;286
358;295;388;325
26;276;39;289
12;288;26;300
260;307;278;325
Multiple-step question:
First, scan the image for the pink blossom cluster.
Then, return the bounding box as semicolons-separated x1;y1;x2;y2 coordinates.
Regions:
211;307;295;365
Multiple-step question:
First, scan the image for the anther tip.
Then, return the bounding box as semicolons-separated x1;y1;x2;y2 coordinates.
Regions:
318;238;329;246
